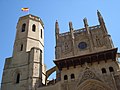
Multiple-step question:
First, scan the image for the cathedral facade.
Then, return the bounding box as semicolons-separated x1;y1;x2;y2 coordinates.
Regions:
1;11;120;90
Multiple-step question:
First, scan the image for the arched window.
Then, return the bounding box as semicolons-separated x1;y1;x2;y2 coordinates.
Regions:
21;23;26;32
20;44;23;51
41;29;42;38
71;74;75;79
32;24;36;32
16;73;20;84
102;68;106;73
64;75;68;80
109;67;114;72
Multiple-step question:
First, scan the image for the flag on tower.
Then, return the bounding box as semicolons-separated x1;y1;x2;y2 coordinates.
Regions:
21;8;29;12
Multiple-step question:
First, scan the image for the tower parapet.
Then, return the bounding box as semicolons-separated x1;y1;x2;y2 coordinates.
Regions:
19;14;44;28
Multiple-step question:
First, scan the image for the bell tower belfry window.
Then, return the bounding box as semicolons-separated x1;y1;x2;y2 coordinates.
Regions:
13;14;44;55
20;44;23;51
21;23;26;32
32;24;36;32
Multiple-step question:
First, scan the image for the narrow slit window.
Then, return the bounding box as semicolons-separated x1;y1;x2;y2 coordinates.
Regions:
32;24;36;32
41;29;42;38
20;44;23;51
21;23;26;32
16;73;20;84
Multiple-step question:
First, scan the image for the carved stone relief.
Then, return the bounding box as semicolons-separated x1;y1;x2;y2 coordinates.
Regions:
78;69;100;86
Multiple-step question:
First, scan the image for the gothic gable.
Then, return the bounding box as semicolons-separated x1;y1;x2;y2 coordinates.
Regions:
76;79;112;90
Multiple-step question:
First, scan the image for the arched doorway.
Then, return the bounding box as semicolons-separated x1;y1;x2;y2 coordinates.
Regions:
77;79;112;90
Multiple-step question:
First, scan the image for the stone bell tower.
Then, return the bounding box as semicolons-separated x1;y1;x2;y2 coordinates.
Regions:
1;14;45;90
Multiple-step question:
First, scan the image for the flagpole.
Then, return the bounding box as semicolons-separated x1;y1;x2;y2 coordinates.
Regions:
28;9;29;15
28;7;30;15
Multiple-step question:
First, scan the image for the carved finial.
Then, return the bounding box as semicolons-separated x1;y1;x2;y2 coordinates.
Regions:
97;10;103;18
55;20;59;34
83;17;90;34
97;10;108;34
69;21;73;30
83;17;88;26
97;10;104;24
69;21;74;39
97;10;104;25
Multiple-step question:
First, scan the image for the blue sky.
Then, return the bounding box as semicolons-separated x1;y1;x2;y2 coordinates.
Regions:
0;0;120;84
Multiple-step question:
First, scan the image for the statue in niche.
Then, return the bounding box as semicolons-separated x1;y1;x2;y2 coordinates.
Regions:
62;41;71;53
96;36;102;47
64;42;69;50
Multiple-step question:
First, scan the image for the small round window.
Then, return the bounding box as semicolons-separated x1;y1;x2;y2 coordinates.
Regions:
78;42;87;49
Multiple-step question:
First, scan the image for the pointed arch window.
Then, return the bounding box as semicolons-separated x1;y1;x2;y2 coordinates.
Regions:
64;75;68;80
32;24;36;32
21;23;26;32
102;68;106;74
109;67;114;72
16;73;20;84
